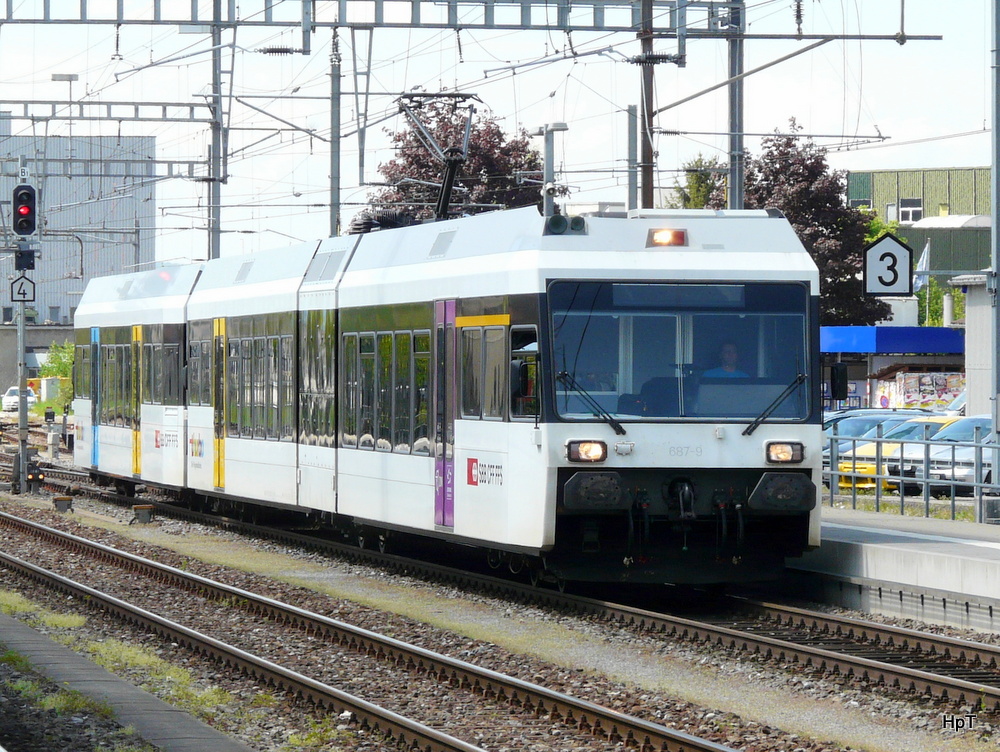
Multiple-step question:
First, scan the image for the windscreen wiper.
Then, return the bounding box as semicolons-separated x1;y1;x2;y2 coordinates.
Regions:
742;373;806;436
556;371;627;436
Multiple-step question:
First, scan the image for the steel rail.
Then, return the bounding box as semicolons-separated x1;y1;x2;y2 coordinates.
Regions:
0;510;735;752
587;601;1000;710
733;598;1000;669
19;474;1000;711
0;548;484;752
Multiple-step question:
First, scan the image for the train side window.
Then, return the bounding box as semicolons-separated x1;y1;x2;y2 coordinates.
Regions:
164;343;181;406
393;332;412;453
253;337;270;439
376;332;393;451
460;327;483;419
121;344;132;426
266;337;279;439
280;335;294;441
412;331;431;455
241;339;254;438
74;343;90;399
510;326;539;419
483;326;506;420
340;333;359;448
153;344;165;406
200;341;211;405
188;342;201;405
359;334;376;449
142;343;154;405
99;345;110;424
226;340;240;437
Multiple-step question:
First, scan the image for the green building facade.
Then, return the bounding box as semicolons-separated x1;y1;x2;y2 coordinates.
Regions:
846;167;991;276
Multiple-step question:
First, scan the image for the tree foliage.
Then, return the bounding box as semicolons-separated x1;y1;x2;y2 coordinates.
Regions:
711;121;892;326
916;277;965;327
671;154;726;209
863;210;903;247
369;101;544;220
40;340;73;379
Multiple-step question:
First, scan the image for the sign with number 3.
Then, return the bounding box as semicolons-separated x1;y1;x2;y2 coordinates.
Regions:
862;233;914;297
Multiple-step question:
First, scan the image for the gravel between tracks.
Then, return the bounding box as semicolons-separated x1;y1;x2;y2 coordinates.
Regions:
0;493;998;752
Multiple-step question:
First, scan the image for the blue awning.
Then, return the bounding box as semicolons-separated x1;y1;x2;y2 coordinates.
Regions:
821;326;964;354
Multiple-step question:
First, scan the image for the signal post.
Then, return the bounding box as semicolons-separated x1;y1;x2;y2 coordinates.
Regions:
8;167;38;493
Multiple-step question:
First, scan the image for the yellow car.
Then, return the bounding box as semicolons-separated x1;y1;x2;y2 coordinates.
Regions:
835;416;961;490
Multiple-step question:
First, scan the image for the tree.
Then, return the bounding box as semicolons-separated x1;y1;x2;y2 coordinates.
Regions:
712;121;891;326
40;340;73;379
368;100;544;221
862;209;902;247
916;277;965;327
39;339;75;410
670;154;726;209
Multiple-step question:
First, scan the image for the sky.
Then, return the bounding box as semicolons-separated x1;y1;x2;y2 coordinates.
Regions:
0;0;992;259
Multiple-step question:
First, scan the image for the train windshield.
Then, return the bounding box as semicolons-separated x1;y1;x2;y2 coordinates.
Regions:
548;281;811;422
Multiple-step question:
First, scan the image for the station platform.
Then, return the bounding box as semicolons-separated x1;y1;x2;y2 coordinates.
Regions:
784;504;1000;632
0;612;256;752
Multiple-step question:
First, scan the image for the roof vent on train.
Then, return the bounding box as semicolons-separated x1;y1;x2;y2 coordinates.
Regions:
346;210;416;235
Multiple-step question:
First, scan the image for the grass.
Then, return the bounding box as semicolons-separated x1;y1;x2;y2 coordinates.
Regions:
284;715;355;750
84;638;235;720
827;490;979;522
0;589;89;627
0;588;287;747
0;590;40;616
0;649;33;672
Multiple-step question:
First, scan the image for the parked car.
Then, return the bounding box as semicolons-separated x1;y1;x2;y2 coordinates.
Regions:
1;386;36;412
823;407;932;435
835;415;962;490
823;412;925;471
923;417;997;495
825;414;918;467
884;415;992;493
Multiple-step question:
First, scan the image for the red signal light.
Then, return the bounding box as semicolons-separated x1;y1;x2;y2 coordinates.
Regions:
12;184;37;236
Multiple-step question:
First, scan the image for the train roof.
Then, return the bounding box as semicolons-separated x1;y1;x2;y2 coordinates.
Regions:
187;241;321;319
74;264;203;328
334;206;819;306
75;206;821;325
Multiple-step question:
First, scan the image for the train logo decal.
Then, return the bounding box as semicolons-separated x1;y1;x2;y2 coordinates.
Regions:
467;458;504;487
154;430;180;449
188;434;206;458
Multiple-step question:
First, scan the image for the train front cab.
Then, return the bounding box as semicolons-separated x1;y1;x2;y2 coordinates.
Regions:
537;276;822;585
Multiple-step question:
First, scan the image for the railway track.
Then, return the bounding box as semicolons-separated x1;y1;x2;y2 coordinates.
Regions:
18;463;1000;715
0;509;736;752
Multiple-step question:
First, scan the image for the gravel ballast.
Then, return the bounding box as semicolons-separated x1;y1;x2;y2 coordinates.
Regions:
0;494;997;751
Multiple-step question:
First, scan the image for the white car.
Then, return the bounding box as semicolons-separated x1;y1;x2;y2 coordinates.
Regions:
2;386;36;412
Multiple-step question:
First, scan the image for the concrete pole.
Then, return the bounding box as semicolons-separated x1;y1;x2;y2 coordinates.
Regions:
627;105;638;211
330;30;341;237
727;6;745;210
991;0;999;459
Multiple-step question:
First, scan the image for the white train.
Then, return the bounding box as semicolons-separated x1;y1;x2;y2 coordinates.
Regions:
72;206;824;585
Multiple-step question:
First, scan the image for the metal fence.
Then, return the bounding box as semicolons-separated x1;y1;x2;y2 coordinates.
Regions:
824;425;1000;523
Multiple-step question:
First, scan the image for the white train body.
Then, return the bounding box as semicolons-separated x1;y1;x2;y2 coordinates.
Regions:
73;206;822;584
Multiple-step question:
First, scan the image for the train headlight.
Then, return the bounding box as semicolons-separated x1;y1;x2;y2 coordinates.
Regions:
646;228;687;247
766;442;804;463
567;440;607;463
